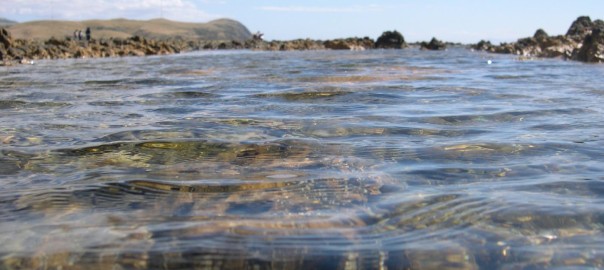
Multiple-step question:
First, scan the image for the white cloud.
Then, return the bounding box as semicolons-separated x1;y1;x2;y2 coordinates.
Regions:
257;4;384;13
1;0;220;22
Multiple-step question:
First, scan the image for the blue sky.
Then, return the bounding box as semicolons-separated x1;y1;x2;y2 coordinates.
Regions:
2;0;604;43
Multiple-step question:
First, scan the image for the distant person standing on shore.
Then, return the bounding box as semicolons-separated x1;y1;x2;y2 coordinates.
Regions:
78;30;82;40
85;27;91;41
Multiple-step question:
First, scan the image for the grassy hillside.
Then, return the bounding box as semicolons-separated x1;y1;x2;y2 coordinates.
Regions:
7;18;252;41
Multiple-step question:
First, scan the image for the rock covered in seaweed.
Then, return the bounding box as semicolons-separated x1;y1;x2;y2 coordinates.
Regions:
420;37;447;50
375;30;407;49
566;16;595;38
576;26;604;63
533;29;549;40
472;16;604;63
324;37;374;51
472;40;492;51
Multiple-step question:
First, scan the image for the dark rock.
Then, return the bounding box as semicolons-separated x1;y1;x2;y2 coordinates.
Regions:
566;16;593;37
375;30;407;49
534;29;549;39
575;27;604;63
0;28;12;49
420;37;447;50
475;16;602;62
596;20;604;30
129;35;147;45
231;40;243;49
472;40;493;51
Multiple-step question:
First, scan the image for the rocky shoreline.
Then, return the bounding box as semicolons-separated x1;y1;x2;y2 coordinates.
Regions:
0;27;441;65
472;16;604;63
2;16;603;65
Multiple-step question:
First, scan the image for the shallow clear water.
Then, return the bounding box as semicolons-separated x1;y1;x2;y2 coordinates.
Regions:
1;49;604;269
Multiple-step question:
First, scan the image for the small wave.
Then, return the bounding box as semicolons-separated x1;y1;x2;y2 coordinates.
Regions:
84;79;126;85
0;100;70;110
255;89;351;101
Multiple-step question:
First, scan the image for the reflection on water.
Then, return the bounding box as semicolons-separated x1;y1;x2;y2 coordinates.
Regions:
1;49;604;269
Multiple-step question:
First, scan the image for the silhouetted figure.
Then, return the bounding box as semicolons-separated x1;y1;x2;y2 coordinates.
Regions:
85;27;91;41
78;30;82;40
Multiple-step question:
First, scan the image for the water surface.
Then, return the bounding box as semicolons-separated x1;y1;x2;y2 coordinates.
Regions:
1;49;604;269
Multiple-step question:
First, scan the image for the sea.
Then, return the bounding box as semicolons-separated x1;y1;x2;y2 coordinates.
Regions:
1;48;604;269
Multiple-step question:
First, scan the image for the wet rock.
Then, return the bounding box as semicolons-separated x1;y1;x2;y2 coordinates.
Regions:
541;36;577;58
421;37;447;50
324;37;373;51
273;39;324;51
575;27;604;63
403;244;479;270
324;40;351;50
472;16;603;63
375;30;407;49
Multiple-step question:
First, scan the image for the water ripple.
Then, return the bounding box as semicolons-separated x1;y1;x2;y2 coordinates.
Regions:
1;49;604;269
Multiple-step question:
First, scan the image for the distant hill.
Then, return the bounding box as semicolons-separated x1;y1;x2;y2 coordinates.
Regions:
7;18;252;41
0;18;17;27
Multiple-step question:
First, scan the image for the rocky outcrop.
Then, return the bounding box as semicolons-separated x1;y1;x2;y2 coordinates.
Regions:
576;27;604;62
0;32;210;64
420;37;446;50
2;27;423;65
0;31;376;64
533;29;549;40
1;28;13;62
472;16;604;63
241;37;374;51
259;39;324;51
375;30;407;49
472;40;492;51
0;28;12;49
566;16;594;39
324;38;374;51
